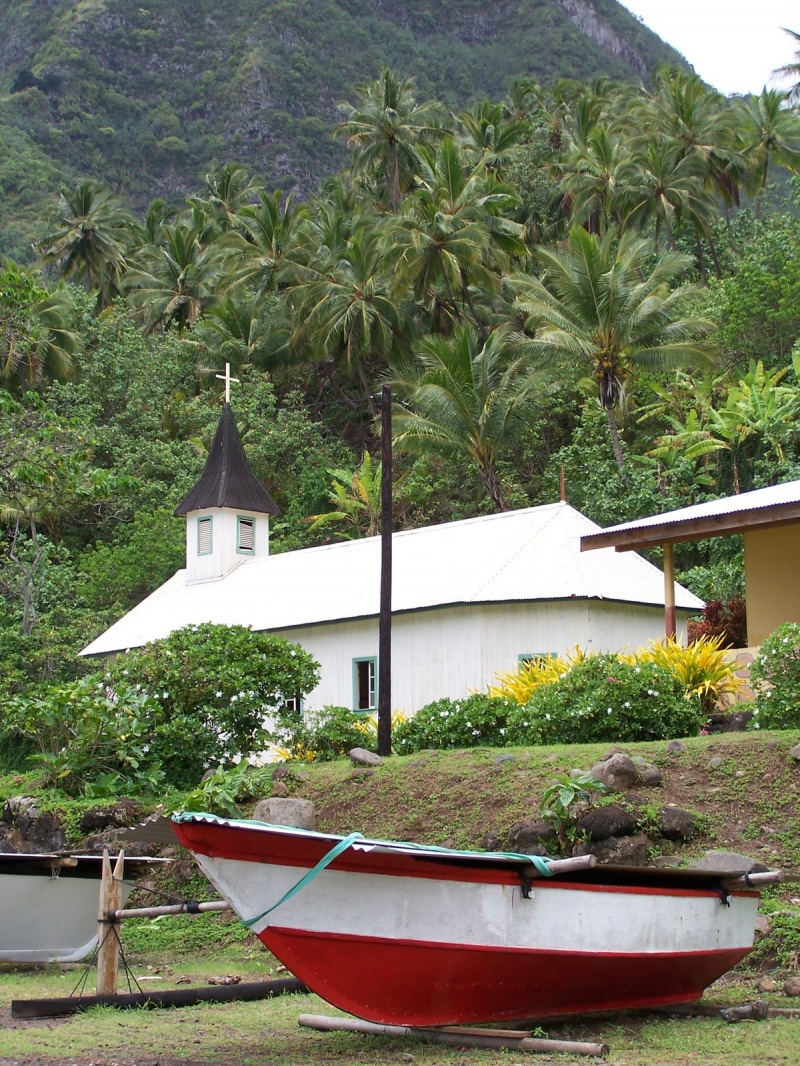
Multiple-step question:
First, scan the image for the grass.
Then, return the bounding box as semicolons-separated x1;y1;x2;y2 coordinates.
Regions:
2;958;800;1065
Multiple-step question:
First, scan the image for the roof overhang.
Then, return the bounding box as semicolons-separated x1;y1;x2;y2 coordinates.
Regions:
581;501;800;553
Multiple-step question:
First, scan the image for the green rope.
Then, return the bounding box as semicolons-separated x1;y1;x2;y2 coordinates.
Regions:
241;831;364;928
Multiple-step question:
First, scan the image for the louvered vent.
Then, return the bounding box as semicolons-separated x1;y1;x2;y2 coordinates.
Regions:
197;516;212;555
238;516;255;553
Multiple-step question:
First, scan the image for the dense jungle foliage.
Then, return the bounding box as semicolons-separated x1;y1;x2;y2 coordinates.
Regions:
0;0;687;259
3;15;800;781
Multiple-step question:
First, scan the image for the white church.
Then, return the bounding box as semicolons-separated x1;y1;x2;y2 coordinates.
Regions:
82;401;703;713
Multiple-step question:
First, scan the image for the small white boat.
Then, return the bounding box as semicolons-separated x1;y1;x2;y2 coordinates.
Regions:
0;853;166;964
172;813;765;1026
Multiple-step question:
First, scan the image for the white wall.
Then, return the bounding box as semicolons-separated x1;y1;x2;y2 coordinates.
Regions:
185;507;270;583
277;600;687;713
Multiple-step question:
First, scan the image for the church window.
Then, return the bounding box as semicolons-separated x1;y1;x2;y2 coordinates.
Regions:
353;657;377;712
197;516;213;555
237;516;255;554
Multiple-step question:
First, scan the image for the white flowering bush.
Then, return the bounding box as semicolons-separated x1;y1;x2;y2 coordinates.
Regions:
506;655;702;745
750;622;800;730
108;623;320;786
392;694;515;753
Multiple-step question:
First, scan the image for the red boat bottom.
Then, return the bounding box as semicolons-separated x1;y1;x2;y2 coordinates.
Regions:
262;926;749;1026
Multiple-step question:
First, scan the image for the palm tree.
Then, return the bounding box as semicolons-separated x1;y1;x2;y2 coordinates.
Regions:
456;99;529;174
334;69;444;210
233;189;310;293
194;163;262;232
509;227;715;470
125;219;227;334
290;226;403;414
39;181;130;309
195;291;288;371
0;262;79;389
733;89;800;196
619;139;716;250
385;138;526;335
558;127;628;235
389;324;542;511
773;28;800;104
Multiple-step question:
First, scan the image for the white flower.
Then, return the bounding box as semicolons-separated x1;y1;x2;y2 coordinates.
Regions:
623;701;631;709
216;690;223;698
472;729;480;736
607;707;613;714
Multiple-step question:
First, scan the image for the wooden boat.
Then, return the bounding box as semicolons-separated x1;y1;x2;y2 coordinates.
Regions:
0;853;167;964
172;813;764;1026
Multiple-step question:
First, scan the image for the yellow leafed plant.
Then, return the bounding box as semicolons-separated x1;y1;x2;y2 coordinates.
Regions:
489;647;593;705
637;635;743;712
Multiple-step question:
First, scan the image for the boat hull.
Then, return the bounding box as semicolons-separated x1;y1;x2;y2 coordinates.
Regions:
0;855;166;964
173;816;759;1025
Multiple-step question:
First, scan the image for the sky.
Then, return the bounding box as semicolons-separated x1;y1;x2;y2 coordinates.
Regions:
617;1;799;96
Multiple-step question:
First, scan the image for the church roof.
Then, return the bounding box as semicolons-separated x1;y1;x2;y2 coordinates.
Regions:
174;404;280;517
81;502;703;657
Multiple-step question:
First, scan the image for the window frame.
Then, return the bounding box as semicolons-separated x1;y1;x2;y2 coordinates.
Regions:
197;515;213;556
236;514;256;555
352;656;378;713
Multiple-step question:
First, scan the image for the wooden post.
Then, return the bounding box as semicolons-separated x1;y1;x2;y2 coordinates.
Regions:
96;850;124;996
377;383;392;757
663;542;676;641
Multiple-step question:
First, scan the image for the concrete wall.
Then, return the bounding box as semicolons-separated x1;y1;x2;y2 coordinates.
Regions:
744;525;800;645
277;600;690;713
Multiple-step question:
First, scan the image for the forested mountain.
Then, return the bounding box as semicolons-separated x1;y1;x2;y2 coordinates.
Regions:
0;0;687;258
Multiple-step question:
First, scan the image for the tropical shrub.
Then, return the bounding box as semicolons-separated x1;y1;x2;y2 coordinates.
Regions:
638;636;743;713
687;596;748;648
182;761;274;817
750;622;800;730
392;694;516;753
107;623;320;786
488;648;590;704
506;655;703;746
274;705;371;762
540;773;609;853
2;675;164;795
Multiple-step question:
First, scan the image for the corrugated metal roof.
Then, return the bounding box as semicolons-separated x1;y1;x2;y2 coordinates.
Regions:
82;502;702;657
582;479;800;543
174;404;281;517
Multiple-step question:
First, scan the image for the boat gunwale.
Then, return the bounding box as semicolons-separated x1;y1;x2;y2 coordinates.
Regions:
173;813;761;896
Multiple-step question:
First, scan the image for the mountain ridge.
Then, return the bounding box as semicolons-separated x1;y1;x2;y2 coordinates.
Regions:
0;0;689;258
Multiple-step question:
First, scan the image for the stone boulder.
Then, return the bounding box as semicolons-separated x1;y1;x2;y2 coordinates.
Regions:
507;819;555;856
576;804;638;842
658;805;697;841
252;797;315;830
1;796;65;853
78;799;143;835
573;833;651;866
588;753;638;793
689;850;768;874
348;747;383;767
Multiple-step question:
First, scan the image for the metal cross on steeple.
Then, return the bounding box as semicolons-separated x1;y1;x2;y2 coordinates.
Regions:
215;362;240;404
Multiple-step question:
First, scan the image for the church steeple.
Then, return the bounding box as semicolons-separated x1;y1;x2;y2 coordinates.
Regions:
175;375;281;583
174;404;280;519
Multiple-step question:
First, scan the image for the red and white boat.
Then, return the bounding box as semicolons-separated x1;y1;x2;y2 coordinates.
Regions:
172;813;762;1026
